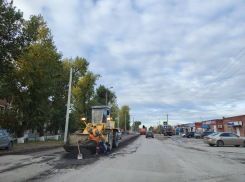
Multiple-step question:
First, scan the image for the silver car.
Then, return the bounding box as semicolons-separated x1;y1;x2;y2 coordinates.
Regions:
203;132;245;147
194;132;202;139
118;129;122;140
0;129;13;149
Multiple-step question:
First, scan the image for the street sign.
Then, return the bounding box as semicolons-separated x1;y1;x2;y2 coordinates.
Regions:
164;126;168;129
163;121;168;126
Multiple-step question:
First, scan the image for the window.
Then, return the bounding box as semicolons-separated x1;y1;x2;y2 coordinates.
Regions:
209;133;219;136
228;127;232;133
0;130;3;136
230;133;239;137
220;133;231;137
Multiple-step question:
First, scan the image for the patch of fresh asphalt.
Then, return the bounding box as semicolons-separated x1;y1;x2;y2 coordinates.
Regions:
23;134;140;182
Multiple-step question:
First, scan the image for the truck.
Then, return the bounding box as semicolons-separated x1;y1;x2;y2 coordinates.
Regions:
164;125;173;136
63;106;119;152
140;126;147;135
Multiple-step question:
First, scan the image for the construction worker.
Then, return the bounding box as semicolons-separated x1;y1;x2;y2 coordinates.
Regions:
87;127;108;156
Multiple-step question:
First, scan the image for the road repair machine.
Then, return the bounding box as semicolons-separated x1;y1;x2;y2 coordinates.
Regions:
63;106;119;153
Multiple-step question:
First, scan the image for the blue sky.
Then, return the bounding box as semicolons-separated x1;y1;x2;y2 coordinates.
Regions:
14;0;245;128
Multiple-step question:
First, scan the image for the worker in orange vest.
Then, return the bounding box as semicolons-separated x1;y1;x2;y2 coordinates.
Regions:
87;127;108;156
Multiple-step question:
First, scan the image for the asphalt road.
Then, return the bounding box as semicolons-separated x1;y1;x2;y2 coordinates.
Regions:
0;134;138;182
1;134;245;182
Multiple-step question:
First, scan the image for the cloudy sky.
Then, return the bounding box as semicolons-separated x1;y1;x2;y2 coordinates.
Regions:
14;0;245;128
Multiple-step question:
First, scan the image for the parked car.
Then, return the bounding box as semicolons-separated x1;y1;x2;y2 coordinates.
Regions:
0;129;13;150
201;131;213;138
203;132;245;147
118;129;122;139
186;132;196;138
146;131;154;138
181;133;186;137
194;132;202;139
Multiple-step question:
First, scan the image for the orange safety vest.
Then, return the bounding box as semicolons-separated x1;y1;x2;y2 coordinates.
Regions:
90;130;104;143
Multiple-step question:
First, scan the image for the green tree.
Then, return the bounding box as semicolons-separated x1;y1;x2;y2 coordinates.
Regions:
47;57;89;135
133;121;141;132
0;0;39;80
119;105;130;130
94;85;116;106
0;15;62;138
149;126;153;131
72;71;100;127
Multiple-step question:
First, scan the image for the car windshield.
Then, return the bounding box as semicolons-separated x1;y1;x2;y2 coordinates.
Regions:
146;132;152;134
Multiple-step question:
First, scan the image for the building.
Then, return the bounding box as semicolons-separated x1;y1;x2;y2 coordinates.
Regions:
201;119;224;132
195;122;202;132
223;115;245;137
188;123;195;132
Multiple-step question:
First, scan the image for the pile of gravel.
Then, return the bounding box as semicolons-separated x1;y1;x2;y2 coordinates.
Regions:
63;148;93;159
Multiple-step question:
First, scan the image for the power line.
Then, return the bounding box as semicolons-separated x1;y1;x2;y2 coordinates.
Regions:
154;72;245;99
165;47;245;113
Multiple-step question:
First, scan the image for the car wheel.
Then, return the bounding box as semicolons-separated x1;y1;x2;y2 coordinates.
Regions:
209;144;214;146
244;141;245;147
6;141;13;150
217;140;224;147
146;136;147;138
235;145;240;147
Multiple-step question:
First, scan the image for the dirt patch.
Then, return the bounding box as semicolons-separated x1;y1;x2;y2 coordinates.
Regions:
0;140;63;156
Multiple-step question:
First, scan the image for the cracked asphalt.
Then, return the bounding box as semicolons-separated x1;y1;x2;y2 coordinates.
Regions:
1;134;245;182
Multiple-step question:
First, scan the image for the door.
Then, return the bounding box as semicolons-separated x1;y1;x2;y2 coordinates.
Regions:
219;133;232;145
230;133;243;145
213;125;217;132
236;127;240;136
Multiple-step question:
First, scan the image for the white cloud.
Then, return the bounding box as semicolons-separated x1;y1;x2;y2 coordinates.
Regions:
13;0;245;128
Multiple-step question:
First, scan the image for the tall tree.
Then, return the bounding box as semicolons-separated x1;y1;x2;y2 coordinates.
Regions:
133;121;141;132
48;57;89;135
0;0;39;80
94;85;116;106
0;15;62;138
72;71;100;127
119;105;130;130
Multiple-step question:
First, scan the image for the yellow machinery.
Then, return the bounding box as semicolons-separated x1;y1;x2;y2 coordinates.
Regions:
63;106;119;152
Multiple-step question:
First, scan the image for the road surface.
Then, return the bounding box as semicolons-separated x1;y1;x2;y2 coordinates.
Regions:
1;134;245;182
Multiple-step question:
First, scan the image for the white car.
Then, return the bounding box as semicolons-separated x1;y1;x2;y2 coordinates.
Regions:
181;133;186;137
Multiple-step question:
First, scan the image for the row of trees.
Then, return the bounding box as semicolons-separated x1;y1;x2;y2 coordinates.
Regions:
0;1;123;138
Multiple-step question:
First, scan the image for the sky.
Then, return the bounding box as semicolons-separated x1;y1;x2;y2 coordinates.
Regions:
13;0;245;128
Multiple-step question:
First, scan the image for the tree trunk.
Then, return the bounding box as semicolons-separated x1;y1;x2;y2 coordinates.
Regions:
39;125;45;137
17;122;27;138
54;127;58;135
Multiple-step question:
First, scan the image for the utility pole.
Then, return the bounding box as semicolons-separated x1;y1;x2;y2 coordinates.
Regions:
125;114;126;133
117;108;119;128
64;59;73;142
167;113;168;122
133;116;134;131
